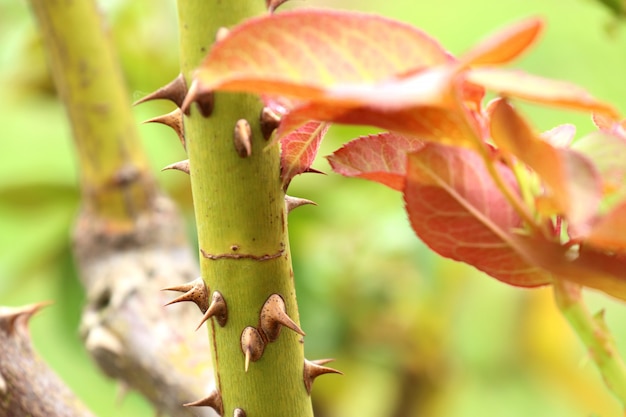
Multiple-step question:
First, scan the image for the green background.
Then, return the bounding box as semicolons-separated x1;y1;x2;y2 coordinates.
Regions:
1;0;626;416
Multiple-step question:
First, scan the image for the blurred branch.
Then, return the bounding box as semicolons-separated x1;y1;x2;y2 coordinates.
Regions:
554;279;626;410
0;303;96;417
27;1;217;416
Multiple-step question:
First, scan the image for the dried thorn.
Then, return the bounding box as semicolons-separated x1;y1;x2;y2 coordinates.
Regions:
180;79;214;117
162;277;209;313
142;108;185;150
233;408;246;417
260;106;281;140
161;159;190;175
241;326;265;372
134;73;187;110
285;195;317;213
184;388;224;415
196;291;228;330
304;167;326;175
216;27;230;42
259;294;305;343
233;119;252;158
0;301;52;335
303;358;342;395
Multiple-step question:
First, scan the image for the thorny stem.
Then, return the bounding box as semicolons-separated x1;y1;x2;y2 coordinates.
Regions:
177;2;314;416
553;279;626;410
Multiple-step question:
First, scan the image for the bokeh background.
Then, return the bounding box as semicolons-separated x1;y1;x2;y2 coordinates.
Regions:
2;0;626;416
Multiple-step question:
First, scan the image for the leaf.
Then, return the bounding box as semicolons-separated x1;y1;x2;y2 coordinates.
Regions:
280;121;329;188
403;143;551;287
592;113;626;139
490;99;601;230
468;68;619;117
195;9;452;99
586;202;626;251
461;17;544;66
540;124;576;148
573;132;626;197
328;133;424;191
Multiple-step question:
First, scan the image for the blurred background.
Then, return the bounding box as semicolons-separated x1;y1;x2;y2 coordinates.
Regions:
1;0;626;416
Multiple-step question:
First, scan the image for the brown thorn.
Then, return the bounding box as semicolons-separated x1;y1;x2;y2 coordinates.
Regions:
259;293;305;343
133;73;187;110
233;119;252;158
303;358;342;395
196;291;228;330
285;195;317;213
142;108;186;150
162;277;209;313
0;301;52;335
184;388;224;415
180;79;214;117
233;408;246;417
267;0;290;13
304;167;326;175
260;106;281;140
161;159;190;175
241;326;265;372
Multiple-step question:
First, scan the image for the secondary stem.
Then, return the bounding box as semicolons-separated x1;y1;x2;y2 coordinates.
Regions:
177;2;314;416
553;279;626;410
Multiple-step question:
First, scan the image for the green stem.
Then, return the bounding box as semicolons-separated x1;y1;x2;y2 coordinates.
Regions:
29;0;156;230
553;279;626;410
176;2;314;417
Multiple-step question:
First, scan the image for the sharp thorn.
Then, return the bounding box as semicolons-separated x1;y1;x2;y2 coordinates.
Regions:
133;74;187;109
161;159;190;175
303;358;342;395
240;326;265;372
0;301;52;335
196;291;228;330
180;79;213;117
285;195;317;213
162;277;209;313
142;108;186;150
304;167;326;175
259;293;305;343
184;388;223;415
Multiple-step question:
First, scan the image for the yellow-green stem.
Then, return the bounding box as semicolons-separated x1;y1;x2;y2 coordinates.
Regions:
177;2;314;416
554;279;626;410
29;0;155;229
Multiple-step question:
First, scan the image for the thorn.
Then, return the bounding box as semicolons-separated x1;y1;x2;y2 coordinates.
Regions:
233;408;246;417
304;167;326;175
260;106;281;140
241;326;265;372
180;79;214;117
267;0;290;13
216;27;230;42
285;195;317;213
184;388;224;415
0;371;6;394
162;277;209;313
134;74;187;110
116;381;130;405
196;291;228;330
84;325;124;357
303;358;342;395
0;301;52;335
161;159;190;175
233;119;252;158
259;294;305;343
142;108;186;150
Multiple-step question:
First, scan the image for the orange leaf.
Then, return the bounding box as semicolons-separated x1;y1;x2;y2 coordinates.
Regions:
328;133;424;191
586;202;626;251
468;68;619;117
280;121;329;188
404;143;551;287
490;99;601;230
461;17;543;66
195;9;452;99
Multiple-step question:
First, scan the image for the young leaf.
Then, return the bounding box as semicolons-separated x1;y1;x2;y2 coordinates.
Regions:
592;113;626;139
460;17;543;66
573;132;626;196
404;143;551;287
280;121;329;188
328;132;424;191
194;9;452;100
490;99;601;230
468;68;619;117
586;202;626;251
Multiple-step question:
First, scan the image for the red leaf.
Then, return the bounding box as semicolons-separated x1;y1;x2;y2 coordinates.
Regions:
280;121;329;188
328;133;424;191
468;68;619;117
586;202;626;251
490;99;601;230
404;143;551;287
461;18;543;66
195;9;452;99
